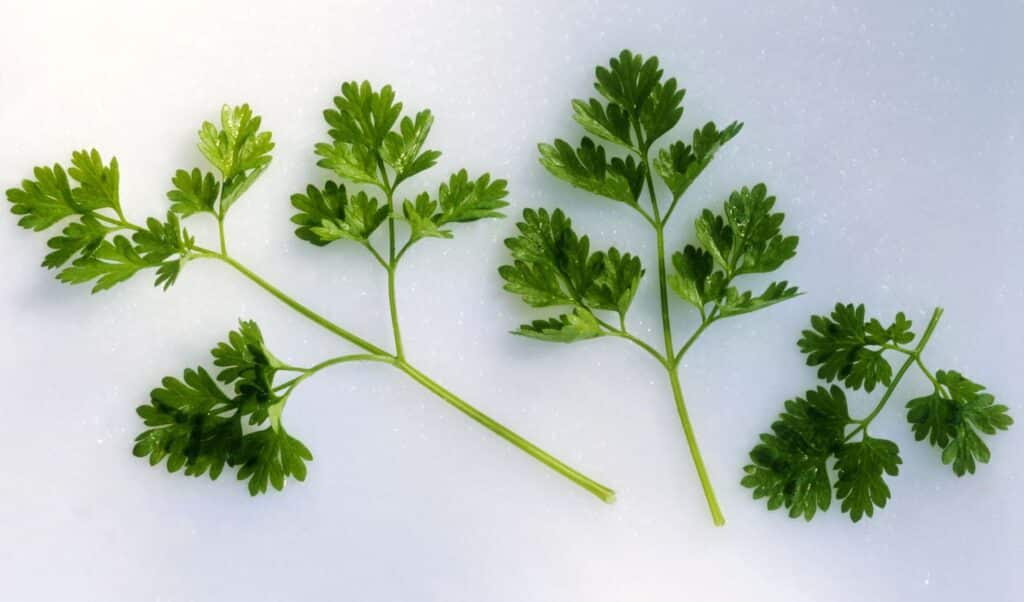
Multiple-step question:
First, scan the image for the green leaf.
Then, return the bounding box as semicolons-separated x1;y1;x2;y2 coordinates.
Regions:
310;191;389;244
723;183;798;275
325;81;402;152
500;208;621;313
196;104;273;216
198;104;274;182
668;245;727;311
381;109;441;183
132;212;195;289
290;181;347;246
132;367;242;480
57;235;160;293
538;138;638;206
210;320;284;423
235;427;313;495
401;193;451;240
42;216;110;269
436;170;509;224
167;168;219;217
6;163;79;231
717;281;800;319
68;149;122;215
638;78;685;144
909;370;1013;476
586;248;644;317
513;308;604;343
314;141;380;186
742;386;851;520
798;304;913;393
654;121;742;200
834;436;901;522
571;98;632;148
593;50;662;115
693;210;734;273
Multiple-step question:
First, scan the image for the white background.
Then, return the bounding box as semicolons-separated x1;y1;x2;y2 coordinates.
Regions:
1;1;1021;600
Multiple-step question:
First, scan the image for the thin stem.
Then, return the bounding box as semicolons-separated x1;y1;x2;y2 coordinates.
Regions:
641;143;724;525
217;215;228;255
363;243;388;269
215;253;390;357
845;307;944;441
397;360;616;503
668;369;725;525
607;330;668;367
275;353;392;393
675;317;714;365
377;158;404;359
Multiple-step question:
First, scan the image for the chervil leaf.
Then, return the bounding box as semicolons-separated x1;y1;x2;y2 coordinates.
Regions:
834;436;901;522
538;138;638;206
57;235;160;293
500;208;622;315
723;183;799;275
381;109;441;184
197;104;274;214
235;427;313;495
436;170;509;224
314;141;380;186
325;81;402;152
587;248;644;318
593;50;662;115
668;245;727;311
6;164;79;230
513;308;604;343
132;367;243;479
132;212;196;289
401;193;451;241
42;216;110;269
909;370;1013;476
798;304;912;393
571;98;633;148
717;281;800;319
742;386;851;520
167;168;219;217
290;181;347;246
638;78;685;144
310;191;389;244
68;149;122;215
655;121;742;200
210;320;285;423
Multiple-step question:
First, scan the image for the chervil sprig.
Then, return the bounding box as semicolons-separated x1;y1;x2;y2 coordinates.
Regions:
743;304;1012;521
7;86;615;502
500;50;800;525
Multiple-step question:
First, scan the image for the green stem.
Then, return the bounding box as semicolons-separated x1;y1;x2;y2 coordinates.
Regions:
377;158;404;359
217;215;227;255
668;369;725;525
216;253;390;357
641;146;724;526
845;307;944;441
397;360;616;503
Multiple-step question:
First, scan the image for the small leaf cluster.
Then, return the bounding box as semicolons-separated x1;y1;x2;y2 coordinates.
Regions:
6;150;196;292
6;104;276;293
294;81;507;256
501;50;798;346
132;320;313;495
743;304;1012;522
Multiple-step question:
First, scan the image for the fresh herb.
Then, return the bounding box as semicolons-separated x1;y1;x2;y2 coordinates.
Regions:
743;304;1012;521
500;50;800;525
6;84;615;501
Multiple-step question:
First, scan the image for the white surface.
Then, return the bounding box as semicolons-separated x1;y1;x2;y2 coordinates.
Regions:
1;1;1021;600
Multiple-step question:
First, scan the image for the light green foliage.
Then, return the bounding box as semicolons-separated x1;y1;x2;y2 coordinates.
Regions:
198;104;274;213
501;50;799;525
745;304;1012;521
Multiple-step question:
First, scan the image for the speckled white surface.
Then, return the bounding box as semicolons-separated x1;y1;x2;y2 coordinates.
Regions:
1;1;1022;600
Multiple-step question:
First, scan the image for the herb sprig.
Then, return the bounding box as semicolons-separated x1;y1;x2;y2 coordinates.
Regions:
500;50;800;525
743;304;1012;521
7;84;615;501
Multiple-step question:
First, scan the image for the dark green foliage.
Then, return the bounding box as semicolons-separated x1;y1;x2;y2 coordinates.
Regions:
746;304;1012;522
132;321;312;494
